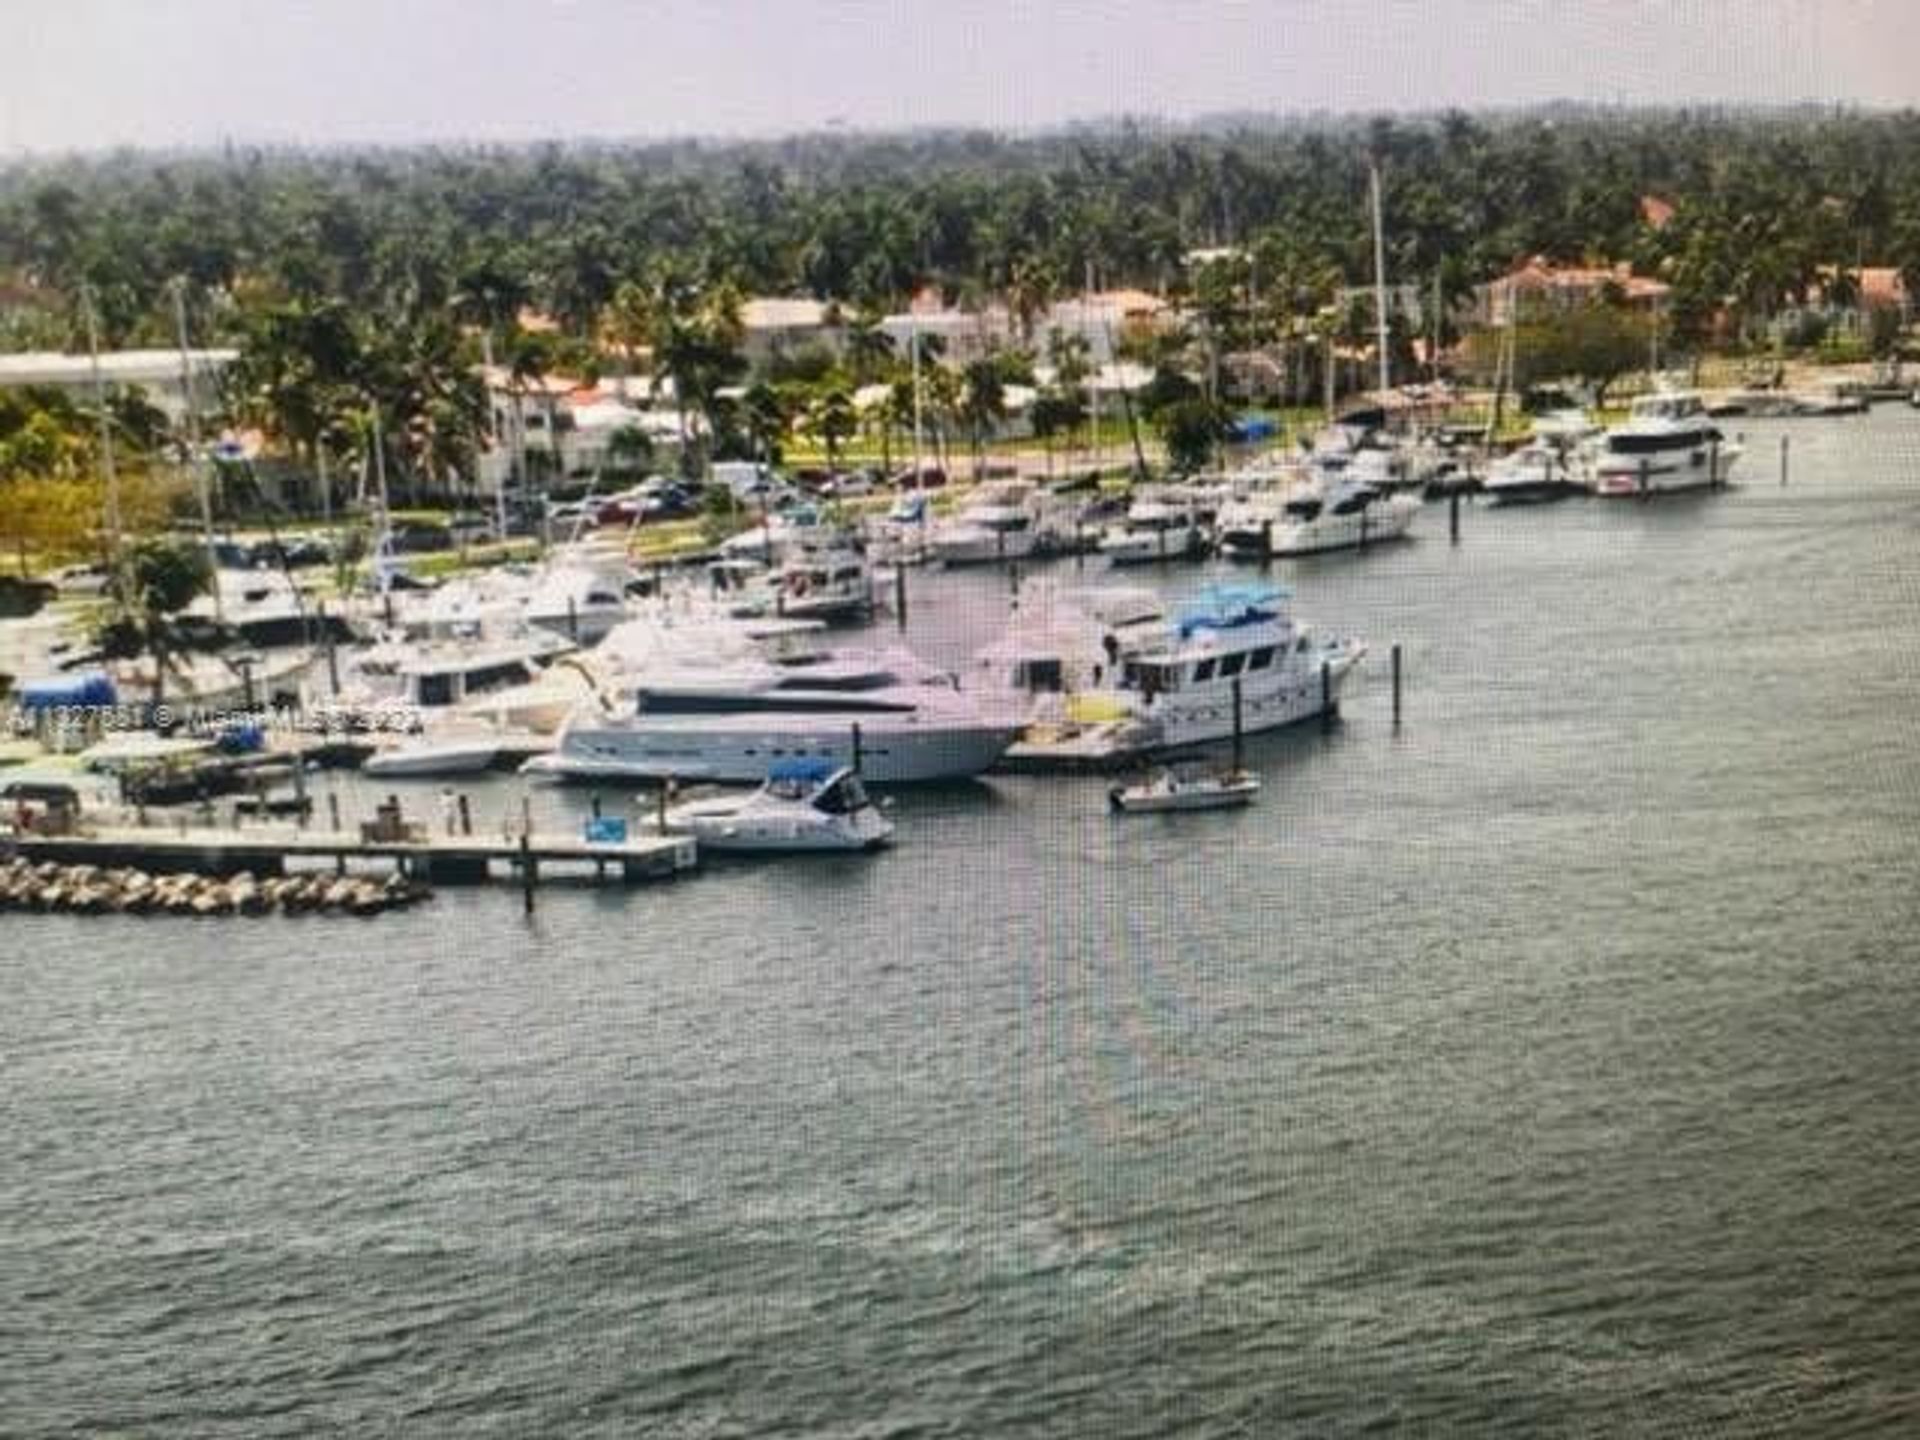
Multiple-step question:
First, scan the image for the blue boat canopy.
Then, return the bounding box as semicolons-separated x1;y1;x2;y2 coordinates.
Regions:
16;673;116;710
767;757;839;784
1175;584;1290;637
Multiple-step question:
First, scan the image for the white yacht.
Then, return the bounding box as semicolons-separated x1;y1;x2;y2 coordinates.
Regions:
864;491;935;566
530;642;1021;784
1594;393;1740;496
718;504;847;563
1244;479;1420;557
521;559;633;644
343;634;591;776
1483;437;1594;505
930;480;1061;565
661;759;894;852
1098;495;1206;564
986;583;1363;759
776;549;875;621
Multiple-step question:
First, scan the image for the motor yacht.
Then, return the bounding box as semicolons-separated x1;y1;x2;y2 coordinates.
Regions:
530;640;1021;784
929;480;1062;565
1098;495;1207;564
1594;392;1740;496
984;583;1363;757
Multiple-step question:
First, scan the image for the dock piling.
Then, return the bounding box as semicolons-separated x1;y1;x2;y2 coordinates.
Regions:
851;722;864;775
457;793;473;837
1638;457;1651;500
1449;490;1460;544
1320;660;1333;733
1391;643;1402;728
519;832;535;915
894;563;907;630
1779;433;1790;487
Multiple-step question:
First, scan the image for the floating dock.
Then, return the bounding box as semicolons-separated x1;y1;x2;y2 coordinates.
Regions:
3;823;697;887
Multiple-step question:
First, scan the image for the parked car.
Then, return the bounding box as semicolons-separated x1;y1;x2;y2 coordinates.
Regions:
830;469;881;497
446;513;495;546
886;465;948;490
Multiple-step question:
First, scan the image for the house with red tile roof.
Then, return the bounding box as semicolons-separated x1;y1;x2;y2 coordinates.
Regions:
1476;257;1671;327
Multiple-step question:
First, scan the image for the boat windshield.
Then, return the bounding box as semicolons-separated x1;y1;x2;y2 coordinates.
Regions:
812;773;872;814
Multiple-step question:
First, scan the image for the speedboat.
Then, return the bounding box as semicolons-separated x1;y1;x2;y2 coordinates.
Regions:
1108;763;1260;814
1482;437;1593;505
531;641;1022;784
1098;495;1205;564
661;759;893;852
1594;392;1740;496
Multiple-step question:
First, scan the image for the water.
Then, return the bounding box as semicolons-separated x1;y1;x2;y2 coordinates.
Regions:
7;413;1920;1436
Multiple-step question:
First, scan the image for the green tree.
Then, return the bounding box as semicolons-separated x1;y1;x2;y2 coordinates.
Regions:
110;537;211;708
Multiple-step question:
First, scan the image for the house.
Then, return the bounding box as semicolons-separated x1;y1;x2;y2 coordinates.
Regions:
740;297;841;368
1766;266;1913;345
1034;289;1173;365
1476;257;1671;326
878;302;1014;367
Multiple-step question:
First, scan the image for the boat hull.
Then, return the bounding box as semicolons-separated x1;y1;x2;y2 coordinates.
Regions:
535;717;1020;784
1595;447;1740;496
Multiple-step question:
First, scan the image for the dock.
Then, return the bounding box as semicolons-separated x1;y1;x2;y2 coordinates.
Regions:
3;823;698;887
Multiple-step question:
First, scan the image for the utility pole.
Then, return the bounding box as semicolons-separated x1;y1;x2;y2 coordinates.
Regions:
1369;158;1391;398
82;285;125;577
173;278;221;620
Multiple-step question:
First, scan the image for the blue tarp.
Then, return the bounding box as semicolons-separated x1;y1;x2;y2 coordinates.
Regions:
1228;415;1279;443
1175;584;1290;637
16;673;116;710
769;757;837;784
585;816;629;844
215;723;266;754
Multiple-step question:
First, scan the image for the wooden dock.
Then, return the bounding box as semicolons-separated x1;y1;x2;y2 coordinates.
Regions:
3;823;698;888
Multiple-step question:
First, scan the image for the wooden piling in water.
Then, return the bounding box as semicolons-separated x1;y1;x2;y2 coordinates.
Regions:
894;563;907;629
519;831;535;915
1449;490;1460;544
1391;643;1402;728
1780;433;1790;487
1320;660;1333;733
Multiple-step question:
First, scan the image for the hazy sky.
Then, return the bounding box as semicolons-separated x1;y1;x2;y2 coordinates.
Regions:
5;0;1918;153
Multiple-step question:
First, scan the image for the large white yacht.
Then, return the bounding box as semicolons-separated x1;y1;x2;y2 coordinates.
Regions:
1594;392;1740;496
930;480;1062;565
1220;476;1419;558
983;583;1363;758
529;638;1021;784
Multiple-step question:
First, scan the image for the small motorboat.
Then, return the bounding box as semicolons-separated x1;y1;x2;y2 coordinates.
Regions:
1108;763;1261;814
661;758;894;853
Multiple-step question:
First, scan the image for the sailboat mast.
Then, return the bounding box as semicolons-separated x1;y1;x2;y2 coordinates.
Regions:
172;279;222;620
1369;159;1390;398
910;312;924;490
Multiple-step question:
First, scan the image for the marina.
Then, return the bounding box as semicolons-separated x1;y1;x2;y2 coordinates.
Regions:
10;406;1920;1435
7;56;1920;1437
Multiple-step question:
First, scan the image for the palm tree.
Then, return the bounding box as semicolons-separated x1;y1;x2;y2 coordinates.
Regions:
844;309;896;384
808;387;858;474
958;359;1005;480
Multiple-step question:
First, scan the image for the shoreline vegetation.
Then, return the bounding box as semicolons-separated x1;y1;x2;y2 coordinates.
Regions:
1;105;1916;579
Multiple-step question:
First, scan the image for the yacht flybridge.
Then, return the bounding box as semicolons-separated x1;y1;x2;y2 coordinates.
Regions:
1594;392;1740;496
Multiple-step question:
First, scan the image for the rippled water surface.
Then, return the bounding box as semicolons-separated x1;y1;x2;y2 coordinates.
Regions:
7;413;1920;1436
